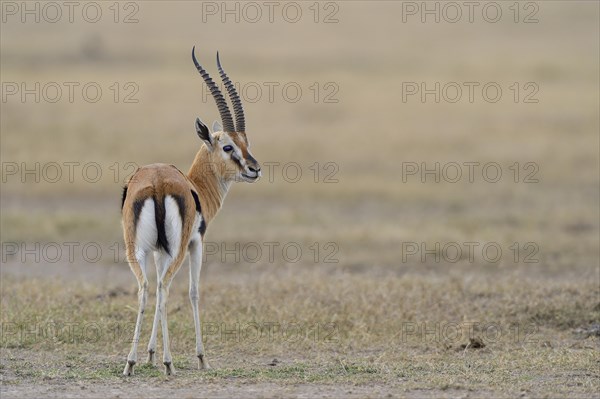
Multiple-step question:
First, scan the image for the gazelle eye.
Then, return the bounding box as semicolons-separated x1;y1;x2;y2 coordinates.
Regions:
223;145;233;152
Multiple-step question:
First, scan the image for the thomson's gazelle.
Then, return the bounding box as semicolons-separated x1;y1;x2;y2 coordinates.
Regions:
121;47;261;376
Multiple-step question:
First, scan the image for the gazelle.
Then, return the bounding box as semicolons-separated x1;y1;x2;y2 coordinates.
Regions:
121;47;261;376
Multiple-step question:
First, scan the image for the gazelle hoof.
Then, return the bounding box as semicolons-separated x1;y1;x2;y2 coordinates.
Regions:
164;361;176;375
198;354;211;370
147;350;155;364
123;360;136;376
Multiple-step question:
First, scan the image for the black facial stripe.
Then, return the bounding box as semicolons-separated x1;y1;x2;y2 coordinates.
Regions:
247;154;258;166
231;153;244;170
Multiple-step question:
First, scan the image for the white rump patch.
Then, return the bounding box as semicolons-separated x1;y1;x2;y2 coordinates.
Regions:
164;195;183;260
135;198;157;262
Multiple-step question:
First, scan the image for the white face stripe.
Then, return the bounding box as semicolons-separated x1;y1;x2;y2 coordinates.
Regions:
213;132;260;182
164;195;183;261
217;135;247;168
218;135;240;153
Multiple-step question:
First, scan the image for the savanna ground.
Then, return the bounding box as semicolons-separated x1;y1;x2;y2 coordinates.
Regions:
1;2;599;398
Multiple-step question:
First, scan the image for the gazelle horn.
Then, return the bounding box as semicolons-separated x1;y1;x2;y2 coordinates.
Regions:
216;52;245;133
192;46;235;132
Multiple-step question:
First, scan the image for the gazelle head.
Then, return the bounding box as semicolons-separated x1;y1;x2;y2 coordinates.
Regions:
192;47;261;183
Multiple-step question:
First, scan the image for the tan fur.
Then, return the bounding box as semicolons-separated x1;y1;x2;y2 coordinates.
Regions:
123;164;198;284
186;144;228;223
122;130;258;292
187;131;259;220
122;185;153;283
121;126;260;376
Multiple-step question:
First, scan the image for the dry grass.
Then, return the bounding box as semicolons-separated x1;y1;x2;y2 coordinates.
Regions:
1;267;599;397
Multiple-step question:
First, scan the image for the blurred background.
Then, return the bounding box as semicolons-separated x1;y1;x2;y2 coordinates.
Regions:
2;2;598;274
0;1;599;394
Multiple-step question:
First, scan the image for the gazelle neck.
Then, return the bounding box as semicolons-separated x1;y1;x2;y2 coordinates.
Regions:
187;145;232;224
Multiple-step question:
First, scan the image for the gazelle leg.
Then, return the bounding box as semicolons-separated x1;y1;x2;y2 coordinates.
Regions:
123;251;150;376
147;252;166;364
189;240;210;369
156;195;186;376
146;284;160;364
152;251;179;375
158;274;175;375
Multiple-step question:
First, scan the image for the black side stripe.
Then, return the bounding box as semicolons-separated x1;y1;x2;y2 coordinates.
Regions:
154;195;170;256
191;190;201;214
190;190;206;236
121;186;128;210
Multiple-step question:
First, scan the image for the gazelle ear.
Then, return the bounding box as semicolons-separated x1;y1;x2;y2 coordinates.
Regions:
195;117;213;150
212;120;223;133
